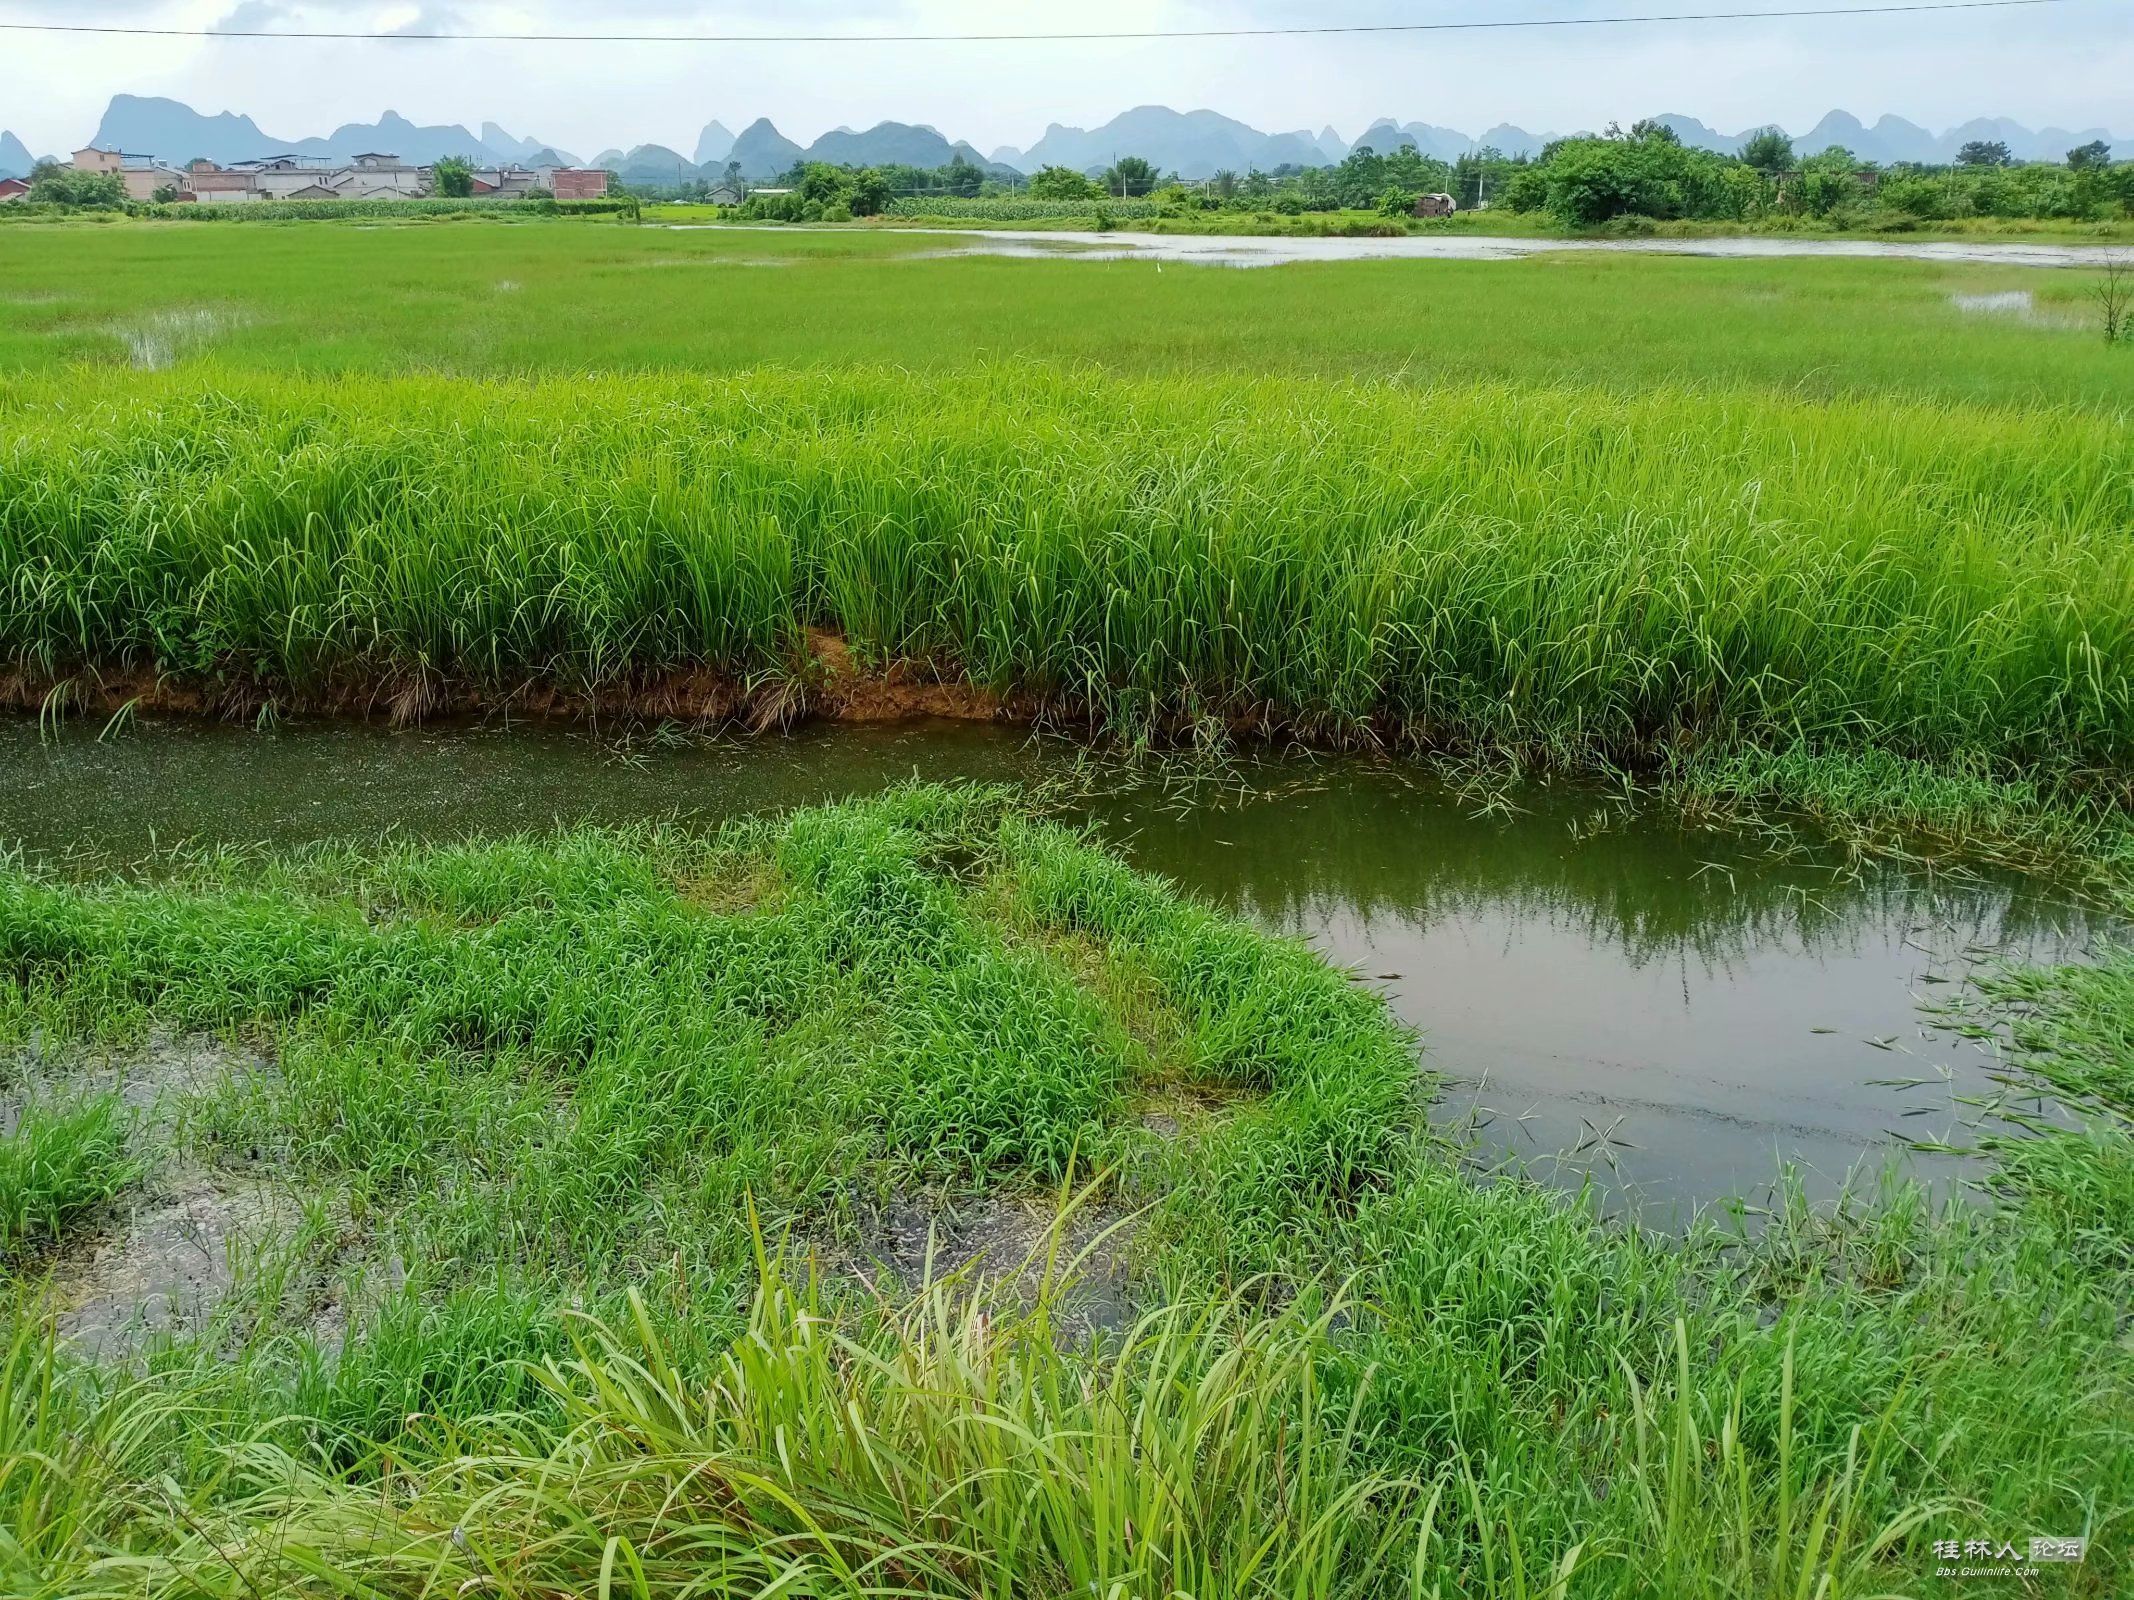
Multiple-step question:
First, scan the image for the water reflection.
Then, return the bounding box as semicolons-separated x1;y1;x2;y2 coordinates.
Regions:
719;225;2129;271
0;716;2103;1216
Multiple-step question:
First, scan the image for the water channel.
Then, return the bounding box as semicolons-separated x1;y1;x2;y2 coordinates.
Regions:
2;716;2105;1221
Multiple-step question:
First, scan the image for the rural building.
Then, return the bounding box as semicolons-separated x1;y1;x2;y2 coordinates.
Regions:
470;167;545;197
234;155;344;199
550;168;610;199
184;161;261;203
0;177;29;202
123;166;186;201
61;143;568;206
338;153;427;196
72;146;183;201
1412;193;1458;218
706;181;745;205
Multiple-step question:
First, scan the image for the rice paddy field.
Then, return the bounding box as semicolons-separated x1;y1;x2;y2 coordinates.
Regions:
2;216;2132;1596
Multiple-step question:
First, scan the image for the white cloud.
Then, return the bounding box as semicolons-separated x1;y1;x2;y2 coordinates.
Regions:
209;1;296;31
381;2;467;37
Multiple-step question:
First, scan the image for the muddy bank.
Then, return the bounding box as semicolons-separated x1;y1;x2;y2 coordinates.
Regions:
4;631;1019;734
2;1033;311;1358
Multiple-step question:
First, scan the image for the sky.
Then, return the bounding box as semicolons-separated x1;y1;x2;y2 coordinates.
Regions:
1;0;2129;156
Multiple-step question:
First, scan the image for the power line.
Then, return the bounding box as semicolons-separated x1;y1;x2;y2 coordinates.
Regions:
0;0;2098;44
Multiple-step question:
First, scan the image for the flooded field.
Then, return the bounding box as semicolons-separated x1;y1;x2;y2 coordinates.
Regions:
721;224;2134;269
3;716;2102;1218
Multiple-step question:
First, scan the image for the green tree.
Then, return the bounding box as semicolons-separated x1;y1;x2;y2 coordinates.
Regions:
1540;136;1728;227
1740;127;1794;174
1027;164;1099;200
847;168;890;216
1212;168;1238;201
432;156;475;197
2067;139;2113;171
1628;119;1682;145
1102;155;1159;197
940;153;986;196
26;164;125;208
1956;140;2012;168
796;162;848;205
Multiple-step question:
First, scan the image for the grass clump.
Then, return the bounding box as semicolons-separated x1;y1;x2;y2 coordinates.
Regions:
0;1094;137;1255
0;789;2127;1595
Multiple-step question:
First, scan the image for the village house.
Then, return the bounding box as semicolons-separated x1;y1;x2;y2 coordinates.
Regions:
183;157;260;203
63;144;575;206
549;168;610;199
72;145;186;201
334;153;428;198
470;166;545;198
0;176;30;203
706;181;745;206
1411;192;1458;218
228;155;343;199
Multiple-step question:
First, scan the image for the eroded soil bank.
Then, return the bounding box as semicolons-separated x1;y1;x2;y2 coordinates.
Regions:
4;632;1017;734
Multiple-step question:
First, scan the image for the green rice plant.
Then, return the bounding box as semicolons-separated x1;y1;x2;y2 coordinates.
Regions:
2;365;2128;773
0;1094;138;1255
5;223;2132;406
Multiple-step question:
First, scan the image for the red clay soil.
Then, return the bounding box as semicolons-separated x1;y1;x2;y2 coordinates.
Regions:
0;631;1017;733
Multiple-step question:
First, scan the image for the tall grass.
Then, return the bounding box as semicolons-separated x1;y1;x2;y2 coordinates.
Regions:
101;1256;1937;1600
3;365;2129;770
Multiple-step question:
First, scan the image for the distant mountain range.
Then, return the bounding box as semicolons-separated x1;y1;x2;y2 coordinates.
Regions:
0;96;2124;184
10;95;582;175
1647;109;2124;166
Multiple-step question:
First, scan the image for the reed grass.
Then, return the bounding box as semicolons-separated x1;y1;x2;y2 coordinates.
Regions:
3;364;2128;777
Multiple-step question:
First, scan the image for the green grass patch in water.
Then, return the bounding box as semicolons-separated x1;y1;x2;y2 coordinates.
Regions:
0;788;2126;1595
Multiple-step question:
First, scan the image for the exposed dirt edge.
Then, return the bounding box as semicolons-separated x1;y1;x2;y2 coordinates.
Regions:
2;631;1397;752
2;631;1028;734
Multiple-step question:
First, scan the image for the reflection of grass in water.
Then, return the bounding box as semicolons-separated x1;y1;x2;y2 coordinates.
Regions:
1153;765;2102;974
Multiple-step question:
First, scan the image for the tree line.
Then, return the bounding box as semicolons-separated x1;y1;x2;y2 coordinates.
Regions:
667;126;2131;229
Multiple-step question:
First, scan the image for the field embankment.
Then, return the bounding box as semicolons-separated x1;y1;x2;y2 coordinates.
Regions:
4;364;2130;779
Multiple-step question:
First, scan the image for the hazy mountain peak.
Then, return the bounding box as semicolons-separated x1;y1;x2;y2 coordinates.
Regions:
729;118;804;179
0;130;34;178
694;120;736;166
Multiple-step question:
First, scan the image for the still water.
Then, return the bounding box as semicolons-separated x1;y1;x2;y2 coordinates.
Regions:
3;716;2104;1218
736;225;2128;270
